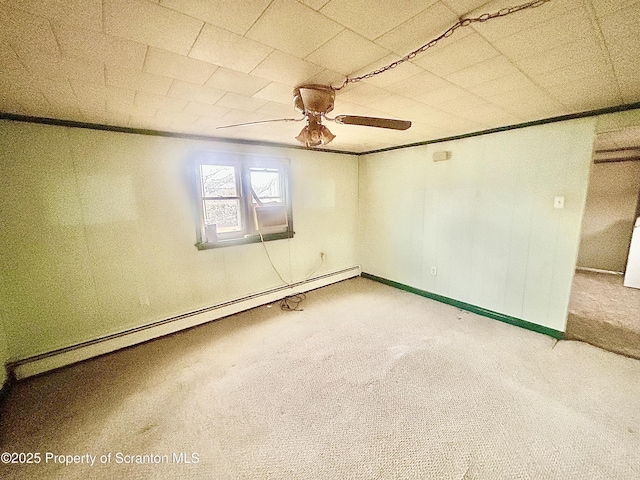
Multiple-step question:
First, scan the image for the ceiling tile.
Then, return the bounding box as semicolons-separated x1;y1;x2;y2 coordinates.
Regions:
513;37;606;77
436;92;487;112
252;82;295;105
375;2;458;55
331;99;382;117
159;0;271;35
439;0;498;16
599;2;640;61
215;92;268;112
246;0;344;58
544;76;624;111
412;33;501;77
250;50;323;87
619;77;640;104
386;70;450;98
167;80;226;105
204;68;270;96
530;60;615;89
106;66;173;95
415;83;472;106
144;48;217;85
300;0;331;10
453;102;520;127
217;109;271;128
467;71;537;99
189;24;273;74
590;0;640;18
32;78;79;108
135;91;188;113
183;101;231;119
20;54;105;85
53;24;148;71
399;102;481;131
71;82;136;112
0;38;24;73
320;0;437;41
486;86;567;118
469;0;583;42
154;109;200;127
366;94;421;117
445;56;520;88
304;69;346;87
305;30;389;76
3;0;103;32
256;101;298;119
345;54;424;88
337;84;392;106
0;6;61;59
492;7;594;60
104;0;204;55
0;76;52;111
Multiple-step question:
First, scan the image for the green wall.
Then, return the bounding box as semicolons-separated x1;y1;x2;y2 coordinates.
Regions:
358;119;596;332
0;121;359;361
0;312;8;387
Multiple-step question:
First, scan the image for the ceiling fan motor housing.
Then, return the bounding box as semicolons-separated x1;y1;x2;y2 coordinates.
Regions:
294;85;335;115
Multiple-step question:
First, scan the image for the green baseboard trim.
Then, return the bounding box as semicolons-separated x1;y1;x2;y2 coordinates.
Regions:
361;272;564;340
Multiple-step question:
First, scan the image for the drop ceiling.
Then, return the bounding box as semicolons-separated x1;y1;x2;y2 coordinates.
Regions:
1;0;639;153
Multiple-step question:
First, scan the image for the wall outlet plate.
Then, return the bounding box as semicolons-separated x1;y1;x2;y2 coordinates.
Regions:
554;196;565;209
431;266;437;276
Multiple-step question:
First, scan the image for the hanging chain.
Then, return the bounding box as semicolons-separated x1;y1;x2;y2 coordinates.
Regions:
333;0;552;90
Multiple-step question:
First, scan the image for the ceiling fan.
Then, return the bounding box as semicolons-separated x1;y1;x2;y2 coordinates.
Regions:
216;84;411;147
215;1;550;148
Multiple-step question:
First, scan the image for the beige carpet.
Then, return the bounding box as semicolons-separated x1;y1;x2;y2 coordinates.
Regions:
1;277;639;479
566;270;640;360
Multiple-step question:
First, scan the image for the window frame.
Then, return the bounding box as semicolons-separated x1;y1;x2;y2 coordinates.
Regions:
193;153;294;250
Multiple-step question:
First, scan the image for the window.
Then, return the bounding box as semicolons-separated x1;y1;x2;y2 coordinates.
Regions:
193;153;293;249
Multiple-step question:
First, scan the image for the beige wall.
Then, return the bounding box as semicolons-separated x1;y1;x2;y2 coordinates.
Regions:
0;121;359;361
577;161;640;272
359;119;596;332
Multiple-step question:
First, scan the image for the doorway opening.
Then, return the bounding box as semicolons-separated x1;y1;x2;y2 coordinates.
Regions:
565;125;640;359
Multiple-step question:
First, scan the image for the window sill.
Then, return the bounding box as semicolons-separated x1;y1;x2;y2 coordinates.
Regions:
195;230;295;250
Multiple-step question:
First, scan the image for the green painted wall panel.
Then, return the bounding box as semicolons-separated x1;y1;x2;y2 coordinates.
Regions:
0;121;359;360
359;119;596;332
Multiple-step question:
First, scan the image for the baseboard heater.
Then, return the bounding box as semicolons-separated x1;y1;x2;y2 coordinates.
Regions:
10;266;361;380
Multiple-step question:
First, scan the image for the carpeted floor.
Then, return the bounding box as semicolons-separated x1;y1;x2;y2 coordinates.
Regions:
1;277;639;479
566;270;640;360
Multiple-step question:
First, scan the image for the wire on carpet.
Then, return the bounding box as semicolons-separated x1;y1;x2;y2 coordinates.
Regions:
257;230;323;311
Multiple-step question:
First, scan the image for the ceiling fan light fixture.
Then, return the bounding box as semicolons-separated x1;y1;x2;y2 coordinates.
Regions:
295;115;335;147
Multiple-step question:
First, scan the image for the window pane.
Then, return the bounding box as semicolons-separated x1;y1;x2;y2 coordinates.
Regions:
203;199;242;233
250;169;281;202
201;165;237;197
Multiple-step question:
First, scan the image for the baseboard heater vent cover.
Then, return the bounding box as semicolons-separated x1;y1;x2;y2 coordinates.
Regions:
10;266;361;379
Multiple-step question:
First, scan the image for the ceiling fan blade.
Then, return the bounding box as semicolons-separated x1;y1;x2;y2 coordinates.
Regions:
216;117;303;129
334;115;411;130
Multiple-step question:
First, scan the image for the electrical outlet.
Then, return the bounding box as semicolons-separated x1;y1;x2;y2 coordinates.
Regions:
431;267;437;276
